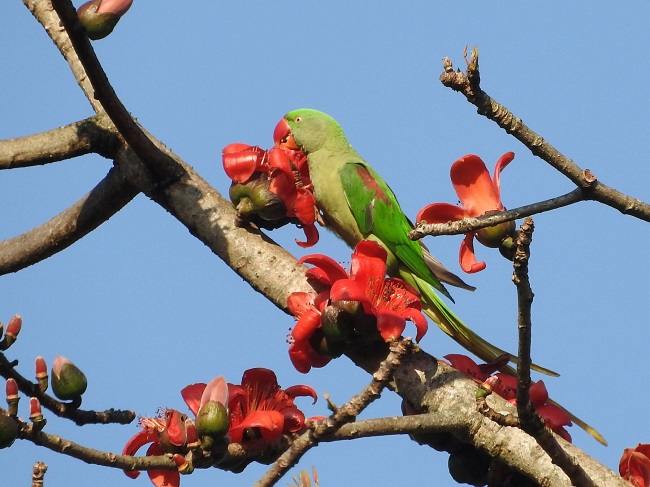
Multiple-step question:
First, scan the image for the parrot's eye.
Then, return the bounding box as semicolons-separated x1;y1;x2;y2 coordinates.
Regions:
295;116;302;123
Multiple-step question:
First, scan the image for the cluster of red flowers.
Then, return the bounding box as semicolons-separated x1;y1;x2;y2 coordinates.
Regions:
445;354;573;442
288;240;427;373
620;444;650;487
222;143;319;247
123;368;316;487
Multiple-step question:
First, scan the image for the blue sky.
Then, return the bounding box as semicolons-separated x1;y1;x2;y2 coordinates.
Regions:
1;2;649;486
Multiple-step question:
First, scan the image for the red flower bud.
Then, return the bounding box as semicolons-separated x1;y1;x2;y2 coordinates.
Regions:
29;397;43;422
5;379;19;417
35;356;48;393
5;315;21;339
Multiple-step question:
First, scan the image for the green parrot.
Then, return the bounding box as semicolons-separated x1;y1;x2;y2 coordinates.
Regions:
273;108;555;375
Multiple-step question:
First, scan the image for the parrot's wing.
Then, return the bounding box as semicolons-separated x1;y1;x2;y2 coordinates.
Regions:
339;162;453;300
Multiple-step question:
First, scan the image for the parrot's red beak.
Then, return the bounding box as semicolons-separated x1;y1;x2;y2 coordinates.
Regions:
273;118;299;150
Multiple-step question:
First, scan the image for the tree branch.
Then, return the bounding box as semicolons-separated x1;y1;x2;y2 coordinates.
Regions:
49;0;185;185
256;339;414;487
0;116;116;170
513;219;595;487
409;188;584;240
31;461;47;487
439;49;650;222
0;166;138;276
0;351;135;425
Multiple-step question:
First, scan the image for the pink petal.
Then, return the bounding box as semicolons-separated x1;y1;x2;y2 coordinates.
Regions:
285;385;318;404
180;383;206;416
416;202;469;224
200;376;228;409
459;233;486;273
299;254;349;285
146;443;181;487
492;152;514;201
450;154;502;215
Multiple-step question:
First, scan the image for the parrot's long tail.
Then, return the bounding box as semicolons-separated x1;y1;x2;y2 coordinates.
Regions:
410;273;607;445
410;273;559;376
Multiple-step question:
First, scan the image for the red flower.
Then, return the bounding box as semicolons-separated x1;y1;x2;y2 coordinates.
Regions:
620;444;650;487
448;354;573;442
122;409;191;487
417;153;515;273
226;368;317;445
222;143;319;247
287;291;333;373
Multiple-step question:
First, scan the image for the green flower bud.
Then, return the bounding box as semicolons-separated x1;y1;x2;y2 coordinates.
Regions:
51;356;87;401
475;218;516;248
0;414;18;449
229;179;287;223
195;401;229;438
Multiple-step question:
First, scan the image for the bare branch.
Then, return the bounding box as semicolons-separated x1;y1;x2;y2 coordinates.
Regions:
23;0;104;113
0;116;116;170
0;166;138;276
49;0;184;184
0;351;135;425
31;461;47;487
440;49;650;222
410;189;584;240
256;339;414;487
513;219;595;487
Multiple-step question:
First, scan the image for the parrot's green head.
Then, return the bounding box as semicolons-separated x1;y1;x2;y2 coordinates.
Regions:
274;108;345;154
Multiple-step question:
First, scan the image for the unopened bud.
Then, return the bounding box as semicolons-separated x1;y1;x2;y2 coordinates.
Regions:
0;314;22;350
29;397;45;429
475;216;516;249
0;414;18;449
77;0;133;40
35;356;48;393
5;379;19;417
195;401;229;438
51;356;87;401
229;179;287;223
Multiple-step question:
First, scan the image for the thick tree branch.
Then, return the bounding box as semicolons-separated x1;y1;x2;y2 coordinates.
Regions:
0;351;135;425
0;116;116;170
23;0;104;113
440;49;650;222
256;339;414;487
410;188;584;240
49;0;185;184
513;219;595;487
0;166;138;276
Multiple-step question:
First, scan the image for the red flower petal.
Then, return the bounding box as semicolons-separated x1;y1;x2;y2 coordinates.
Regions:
416;202;469;224
485;373;517;400
281;405;306;433
330;279;373;309
289;342;316;374
267;147;293;173
403;307;428;342
299;251;348;284
492;152;514;201
146;443;181;487
292;189;317;224
229;410;285;444
241;368;279;391
620;448;650;487
350;240;387;280
296;223;320;248
287;292;314;318
444;354;487;382
122;430;156;478
375;311;406;342
222;143;266;183
284;385;318;404
535;403;572;430
459;233;486;273
164;410;187;447
528;380;549;406
450;154;502;215
555;427;572;444
292;308;322;342
180;383;206;416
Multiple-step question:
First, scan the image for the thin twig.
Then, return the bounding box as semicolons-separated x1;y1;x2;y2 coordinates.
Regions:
31;461;47;487
0;167;138;276
0;116;116;170
255;339;414;487
410;188;584;240
0;351;135;425
19;421;176;473
513;218;595;487
49;0;185;184
440;49;650;222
